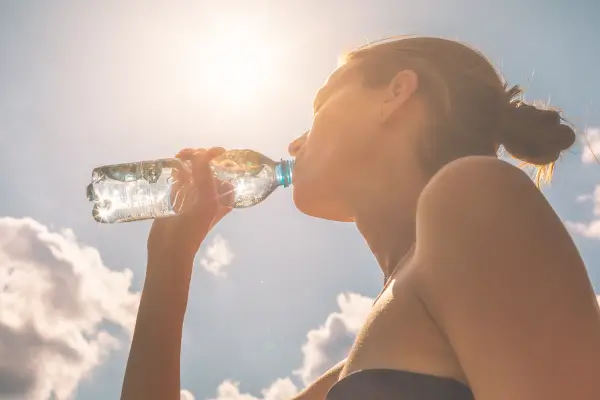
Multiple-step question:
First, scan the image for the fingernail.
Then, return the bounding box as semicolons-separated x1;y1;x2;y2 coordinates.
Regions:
208;147;226;157
191;150;211;182
193;149;208;159
176;148;194;157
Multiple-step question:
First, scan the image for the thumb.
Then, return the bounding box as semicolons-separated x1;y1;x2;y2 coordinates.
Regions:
210;179;234;226
216;179;235;207
190;149;219;212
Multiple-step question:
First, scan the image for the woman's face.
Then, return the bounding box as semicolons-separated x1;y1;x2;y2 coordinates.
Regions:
289;60;391;221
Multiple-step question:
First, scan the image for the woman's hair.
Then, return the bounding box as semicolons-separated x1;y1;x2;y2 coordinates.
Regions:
345;36;576;186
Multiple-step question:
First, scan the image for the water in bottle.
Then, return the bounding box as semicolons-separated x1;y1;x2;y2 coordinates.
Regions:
86;149;294;223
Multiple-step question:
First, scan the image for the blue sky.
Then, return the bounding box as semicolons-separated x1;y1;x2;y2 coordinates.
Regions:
0;1;599;399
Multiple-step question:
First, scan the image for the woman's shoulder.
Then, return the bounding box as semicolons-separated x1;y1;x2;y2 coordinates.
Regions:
416;155;550;233
412;154;584;322
413;153;573;279
419;155;537;206
412;159;600;400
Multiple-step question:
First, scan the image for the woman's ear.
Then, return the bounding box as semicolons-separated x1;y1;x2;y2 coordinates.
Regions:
380;69;419;124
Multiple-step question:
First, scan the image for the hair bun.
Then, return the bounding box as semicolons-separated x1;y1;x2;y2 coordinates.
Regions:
499;90;576;166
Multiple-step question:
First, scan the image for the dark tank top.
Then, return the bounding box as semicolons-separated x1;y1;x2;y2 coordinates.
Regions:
326;369;474;400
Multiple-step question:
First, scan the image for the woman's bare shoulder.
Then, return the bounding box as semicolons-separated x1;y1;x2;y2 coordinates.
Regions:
419;155;536;208
414;154;581;296
415;155;554;250
413;156;600;399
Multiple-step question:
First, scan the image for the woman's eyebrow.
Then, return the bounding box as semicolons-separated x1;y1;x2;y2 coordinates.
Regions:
312;78;340;114
312;66;350;114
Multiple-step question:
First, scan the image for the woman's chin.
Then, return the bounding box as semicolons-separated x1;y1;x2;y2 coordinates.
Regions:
292;188;352;222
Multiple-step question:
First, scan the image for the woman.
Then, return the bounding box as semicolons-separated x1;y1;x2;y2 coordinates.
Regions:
121;37;600;400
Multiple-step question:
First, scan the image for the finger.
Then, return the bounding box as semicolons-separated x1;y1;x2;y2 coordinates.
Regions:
191;149;218;204
169;165;190;214
211;204;232;227
207;147;226;158
213;181;234;225
171;162;191;183
176;148;196;159
171;162;186;183
170;182;186;213
215;179;235;207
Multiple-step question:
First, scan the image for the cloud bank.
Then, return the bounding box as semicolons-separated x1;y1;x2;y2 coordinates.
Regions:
0;217;140;399
181;389;197;400
581;127;600;164
208;378;298;400
293;293;373;386
207;292;373;400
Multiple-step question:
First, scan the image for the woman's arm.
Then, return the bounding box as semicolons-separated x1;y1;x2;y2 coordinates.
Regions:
292;359;346;400
120;255;194;400
121;147;233;400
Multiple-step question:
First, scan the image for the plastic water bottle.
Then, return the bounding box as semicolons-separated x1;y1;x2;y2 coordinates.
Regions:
86;149;294;223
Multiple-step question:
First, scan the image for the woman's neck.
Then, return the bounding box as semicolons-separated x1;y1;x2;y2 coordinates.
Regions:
349;138;428;280
352;183;421;280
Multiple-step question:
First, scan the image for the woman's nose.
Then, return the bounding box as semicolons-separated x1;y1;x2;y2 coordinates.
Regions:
288;131;308;157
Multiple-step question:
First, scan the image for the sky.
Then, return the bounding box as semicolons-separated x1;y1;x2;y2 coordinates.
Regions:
0;1;599;399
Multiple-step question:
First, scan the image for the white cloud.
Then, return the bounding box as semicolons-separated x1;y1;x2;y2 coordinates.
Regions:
207;292;373;399
566;220;600;239
208;378;298;400
593;186;600;216
294;293;373;386
567;185;600;239
199;234;234;278
181;389;196;400
576;194;592;203
581;127;600;164
0;217;140;400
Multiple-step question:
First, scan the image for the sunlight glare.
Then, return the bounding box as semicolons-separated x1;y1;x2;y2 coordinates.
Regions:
194;19;279;104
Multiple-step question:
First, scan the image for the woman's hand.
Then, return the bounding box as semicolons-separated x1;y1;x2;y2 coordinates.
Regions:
147;147;234;264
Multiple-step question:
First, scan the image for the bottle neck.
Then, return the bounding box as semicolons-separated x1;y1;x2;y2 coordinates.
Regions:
275;159;294;188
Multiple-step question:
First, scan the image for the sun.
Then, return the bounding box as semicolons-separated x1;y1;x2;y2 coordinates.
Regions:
194;19;279;103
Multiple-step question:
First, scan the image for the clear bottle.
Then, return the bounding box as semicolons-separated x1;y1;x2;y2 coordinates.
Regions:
86;149;294;223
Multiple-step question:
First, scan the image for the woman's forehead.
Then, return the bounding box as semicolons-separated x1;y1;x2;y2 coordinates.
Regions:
323;58;362;87
312;59;365;114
